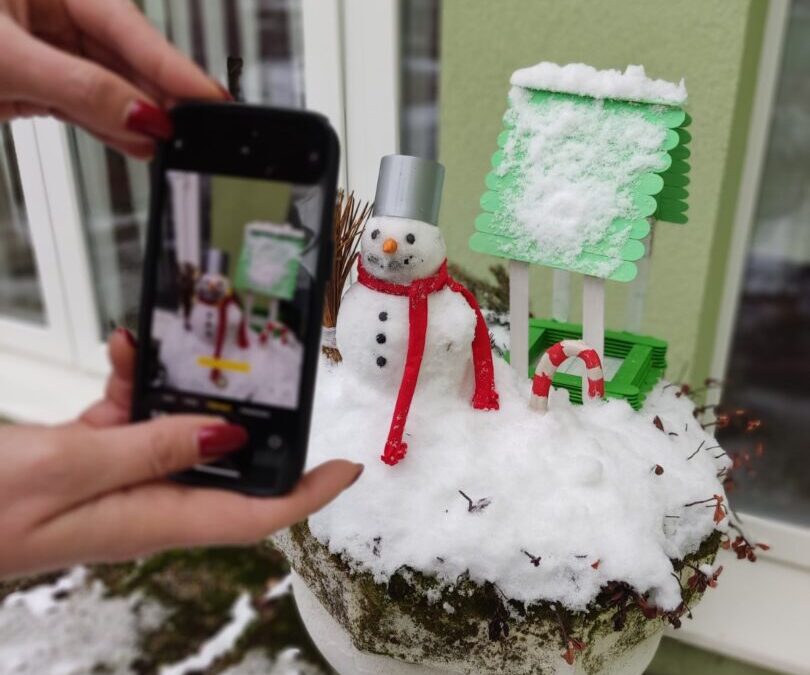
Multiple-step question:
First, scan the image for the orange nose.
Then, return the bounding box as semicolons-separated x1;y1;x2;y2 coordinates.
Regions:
382;238;398;254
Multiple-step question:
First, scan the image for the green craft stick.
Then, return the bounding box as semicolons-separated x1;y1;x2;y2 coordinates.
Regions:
669;145;691;160
657;211;688;224
663;128;680;151
667;159;691;175
658;185;689;200
659;171;690;187
480;190;501;212
657;198;688;213
612;218;651;239
469;231;639;281
633;173;665;196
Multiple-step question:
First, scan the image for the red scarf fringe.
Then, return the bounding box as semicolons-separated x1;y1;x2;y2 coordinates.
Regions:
357;258;499;466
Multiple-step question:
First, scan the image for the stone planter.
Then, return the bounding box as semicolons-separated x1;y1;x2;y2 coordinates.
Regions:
276;523;719;675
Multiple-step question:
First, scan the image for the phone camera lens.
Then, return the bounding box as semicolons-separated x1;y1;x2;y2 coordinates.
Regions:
240;145;251;156
309;151;320;164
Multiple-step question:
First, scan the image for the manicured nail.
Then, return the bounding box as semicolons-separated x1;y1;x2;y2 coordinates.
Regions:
198;424;249;458
114;327;137;349
125;100;173;140
349;463;364;487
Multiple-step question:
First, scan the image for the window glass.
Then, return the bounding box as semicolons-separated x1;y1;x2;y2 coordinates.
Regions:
0;124;44;325
72;0;305;333
721;0;810;526
400;0;441;159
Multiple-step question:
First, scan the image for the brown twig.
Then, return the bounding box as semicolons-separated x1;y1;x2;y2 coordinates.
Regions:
322;190;372;361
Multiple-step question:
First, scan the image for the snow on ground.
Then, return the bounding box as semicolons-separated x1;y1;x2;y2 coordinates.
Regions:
307;356;731;612
0;570;165;675
160;593;257;675
0;570;322;675
510;62;687;105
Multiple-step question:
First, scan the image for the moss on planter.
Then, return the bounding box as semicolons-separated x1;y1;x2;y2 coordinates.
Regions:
276;523;721;674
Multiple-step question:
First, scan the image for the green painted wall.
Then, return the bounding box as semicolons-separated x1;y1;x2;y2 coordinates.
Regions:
438;0;767;383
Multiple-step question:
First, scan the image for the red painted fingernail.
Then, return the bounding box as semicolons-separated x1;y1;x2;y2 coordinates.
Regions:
115;327;137;348
349;463;364;487
125;100;173;140
198;424;249;458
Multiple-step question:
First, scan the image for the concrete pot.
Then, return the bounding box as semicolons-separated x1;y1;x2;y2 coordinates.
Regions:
277;523;718;675
292;572;664;675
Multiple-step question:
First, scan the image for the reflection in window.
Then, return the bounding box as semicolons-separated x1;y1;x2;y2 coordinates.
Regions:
0;125;44;325
400;0;441;159
722;0;810;526
73;0;305;333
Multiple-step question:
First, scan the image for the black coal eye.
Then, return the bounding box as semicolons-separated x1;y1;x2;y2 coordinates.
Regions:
371;229;380;240
406;233;415;244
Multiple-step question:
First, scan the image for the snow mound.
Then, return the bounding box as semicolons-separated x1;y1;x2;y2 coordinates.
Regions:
307;357;730;612
510;62;687;106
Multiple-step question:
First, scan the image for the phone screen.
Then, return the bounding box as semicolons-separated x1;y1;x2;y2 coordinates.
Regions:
145;169;324;416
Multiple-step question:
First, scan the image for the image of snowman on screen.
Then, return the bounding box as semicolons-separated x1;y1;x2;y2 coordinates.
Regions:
150;170;313;411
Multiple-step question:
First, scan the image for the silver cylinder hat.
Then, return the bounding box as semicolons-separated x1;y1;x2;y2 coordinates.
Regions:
373;154;445;226
204;248;229;275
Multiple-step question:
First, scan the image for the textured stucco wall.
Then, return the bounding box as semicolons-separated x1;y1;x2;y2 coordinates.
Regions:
438;0;766;382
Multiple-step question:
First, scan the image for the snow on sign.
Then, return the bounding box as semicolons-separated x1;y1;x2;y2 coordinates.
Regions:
470;63;691;282
234;222;306;300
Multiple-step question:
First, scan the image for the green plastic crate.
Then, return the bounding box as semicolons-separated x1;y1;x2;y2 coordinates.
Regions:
506;318;668;410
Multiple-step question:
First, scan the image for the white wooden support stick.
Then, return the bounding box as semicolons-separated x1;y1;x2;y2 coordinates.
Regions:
582;275;605;399
509;260;530;380
551;269;572;322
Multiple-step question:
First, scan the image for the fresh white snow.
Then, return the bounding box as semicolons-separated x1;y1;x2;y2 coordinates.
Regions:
307;356;731;612
0;571;321;675
496;85;668;277
510;63;687;106
0;569;165;675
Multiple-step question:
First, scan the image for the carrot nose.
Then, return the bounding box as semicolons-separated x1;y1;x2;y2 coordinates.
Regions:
382;238;398;254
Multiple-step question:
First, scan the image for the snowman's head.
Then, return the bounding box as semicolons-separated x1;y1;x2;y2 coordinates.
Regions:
360;215;446;283
195;272;231;304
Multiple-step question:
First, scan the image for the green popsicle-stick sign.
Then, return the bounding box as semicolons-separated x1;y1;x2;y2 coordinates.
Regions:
470;72;692;282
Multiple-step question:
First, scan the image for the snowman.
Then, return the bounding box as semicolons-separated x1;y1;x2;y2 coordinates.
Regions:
160;249;254;398
336;155;499;466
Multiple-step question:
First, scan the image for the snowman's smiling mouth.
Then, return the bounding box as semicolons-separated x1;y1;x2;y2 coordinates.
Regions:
366;253;421;272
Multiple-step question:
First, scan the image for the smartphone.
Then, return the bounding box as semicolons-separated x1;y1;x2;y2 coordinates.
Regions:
132;102;339;496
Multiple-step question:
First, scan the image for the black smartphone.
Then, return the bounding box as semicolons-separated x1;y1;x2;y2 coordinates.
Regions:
132;102;339;496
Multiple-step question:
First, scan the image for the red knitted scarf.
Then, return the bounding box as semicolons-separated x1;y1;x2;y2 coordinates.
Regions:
357;258;499;466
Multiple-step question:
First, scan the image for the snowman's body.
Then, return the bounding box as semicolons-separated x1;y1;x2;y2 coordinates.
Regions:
336;215;478;398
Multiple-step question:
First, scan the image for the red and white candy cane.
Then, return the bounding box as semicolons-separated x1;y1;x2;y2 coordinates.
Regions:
259;320;290;345
531;340;605;413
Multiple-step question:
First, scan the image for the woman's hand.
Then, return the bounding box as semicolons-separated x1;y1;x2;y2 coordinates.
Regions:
0;0;228;157
0;329;363;579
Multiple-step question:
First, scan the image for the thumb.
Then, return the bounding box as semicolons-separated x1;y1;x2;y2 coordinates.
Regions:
77;416;247;497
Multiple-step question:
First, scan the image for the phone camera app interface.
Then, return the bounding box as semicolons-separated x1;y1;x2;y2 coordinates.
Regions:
149;171;323;412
